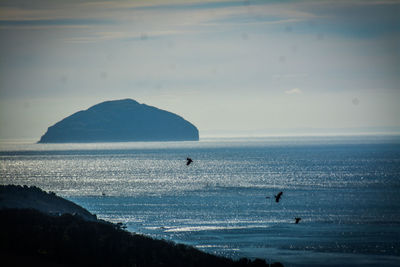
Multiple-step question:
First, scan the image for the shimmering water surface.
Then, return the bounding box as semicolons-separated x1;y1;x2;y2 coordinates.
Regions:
1;136;400;266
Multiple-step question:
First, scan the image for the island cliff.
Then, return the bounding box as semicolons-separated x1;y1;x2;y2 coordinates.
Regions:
38;99;199;143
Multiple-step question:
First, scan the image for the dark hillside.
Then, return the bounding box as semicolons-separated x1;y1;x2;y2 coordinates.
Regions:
0;185;97;221
0;209;284;267
0;185;283;267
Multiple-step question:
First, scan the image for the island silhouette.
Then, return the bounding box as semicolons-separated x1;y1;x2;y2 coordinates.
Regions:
38;99;199;143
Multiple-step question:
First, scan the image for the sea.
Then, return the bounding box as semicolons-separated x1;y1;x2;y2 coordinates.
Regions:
1;135;400;267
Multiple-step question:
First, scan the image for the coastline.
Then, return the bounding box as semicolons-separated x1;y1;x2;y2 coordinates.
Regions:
0;185;283;267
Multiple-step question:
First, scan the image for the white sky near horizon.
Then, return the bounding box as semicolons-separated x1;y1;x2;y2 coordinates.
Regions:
0;0;399;140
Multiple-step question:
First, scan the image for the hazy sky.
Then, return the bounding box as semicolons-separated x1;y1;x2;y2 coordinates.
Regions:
0;0;399;140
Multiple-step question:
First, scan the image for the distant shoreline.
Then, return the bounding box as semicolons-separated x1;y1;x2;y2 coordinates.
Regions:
1;132;400;146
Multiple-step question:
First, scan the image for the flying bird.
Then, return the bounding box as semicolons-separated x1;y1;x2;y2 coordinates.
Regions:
186;157;193;166
295;217;301;224
274;191;283;202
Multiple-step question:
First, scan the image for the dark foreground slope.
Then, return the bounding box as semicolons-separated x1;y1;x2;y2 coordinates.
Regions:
39;99;199;143
0;186;283;267
0;185;97;221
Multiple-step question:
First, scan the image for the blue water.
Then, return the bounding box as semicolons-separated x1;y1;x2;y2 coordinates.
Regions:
1;136;400;266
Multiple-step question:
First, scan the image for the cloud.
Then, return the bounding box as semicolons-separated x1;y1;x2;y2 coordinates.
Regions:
295;0;400;38
63;30;185;43
285;88;302;95
0;18;112;29
273;73;308;79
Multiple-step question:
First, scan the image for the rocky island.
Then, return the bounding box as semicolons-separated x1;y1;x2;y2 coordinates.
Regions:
38;99;199;143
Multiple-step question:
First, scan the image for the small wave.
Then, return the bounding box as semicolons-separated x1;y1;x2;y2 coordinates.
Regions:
196;245;231;249
163;224;272;233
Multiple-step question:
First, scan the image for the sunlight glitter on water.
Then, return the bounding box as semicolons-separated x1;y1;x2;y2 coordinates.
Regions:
1;136;400;266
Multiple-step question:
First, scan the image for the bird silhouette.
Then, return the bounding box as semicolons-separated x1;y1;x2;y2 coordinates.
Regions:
186;157;193;166
274;191;283;202
295;217;301;224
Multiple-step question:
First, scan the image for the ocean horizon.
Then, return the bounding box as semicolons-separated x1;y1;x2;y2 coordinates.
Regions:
1;135;399;266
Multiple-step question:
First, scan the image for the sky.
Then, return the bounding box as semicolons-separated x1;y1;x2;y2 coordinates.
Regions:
0;0;399;140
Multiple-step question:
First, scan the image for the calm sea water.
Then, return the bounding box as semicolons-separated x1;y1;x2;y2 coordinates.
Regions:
1;136;400;266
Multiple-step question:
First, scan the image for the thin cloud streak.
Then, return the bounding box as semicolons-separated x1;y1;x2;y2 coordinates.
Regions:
285;88;303;95
64;30;186;43
0;18;113;27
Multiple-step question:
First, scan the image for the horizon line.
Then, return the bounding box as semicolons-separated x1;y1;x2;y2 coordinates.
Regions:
1;131;400;145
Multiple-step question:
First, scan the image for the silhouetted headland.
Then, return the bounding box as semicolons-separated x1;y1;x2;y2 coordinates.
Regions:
0;184;97;221
0;185;283;267
38;99;199;143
